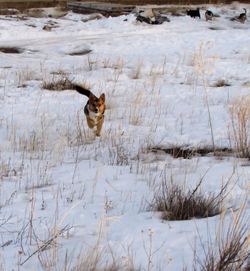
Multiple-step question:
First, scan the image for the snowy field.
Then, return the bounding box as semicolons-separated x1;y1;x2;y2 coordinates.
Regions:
0;3;250;270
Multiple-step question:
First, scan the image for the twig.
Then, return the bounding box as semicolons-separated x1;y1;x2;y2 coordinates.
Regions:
20;225;70;266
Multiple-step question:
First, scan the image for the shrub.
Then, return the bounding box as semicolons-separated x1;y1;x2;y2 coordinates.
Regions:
151;176;229;220
42;75;74;91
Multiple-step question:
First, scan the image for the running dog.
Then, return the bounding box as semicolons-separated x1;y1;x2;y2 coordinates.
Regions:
205;10;213;21
238;8;247;23
74;85;105;136
186;8;201;19
231;8;247;23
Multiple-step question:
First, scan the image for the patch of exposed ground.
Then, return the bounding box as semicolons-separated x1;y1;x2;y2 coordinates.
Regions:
0;47;24;53
150;146;232;159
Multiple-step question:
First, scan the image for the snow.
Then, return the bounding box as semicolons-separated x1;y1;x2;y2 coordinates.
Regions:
0;4;250;270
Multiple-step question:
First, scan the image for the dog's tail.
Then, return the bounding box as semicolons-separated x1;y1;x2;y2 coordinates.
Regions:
74;84;92;97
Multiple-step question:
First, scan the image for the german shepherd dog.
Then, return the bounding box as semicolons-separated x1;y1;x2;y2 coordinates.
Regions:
238;8;247;23
186;8;201;19
205;10;213;21
74;85;105;136
231;8;247;23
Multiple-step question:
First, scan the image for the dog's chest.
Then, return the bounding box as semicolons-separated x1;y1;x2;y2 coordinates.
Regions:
88;109;101;125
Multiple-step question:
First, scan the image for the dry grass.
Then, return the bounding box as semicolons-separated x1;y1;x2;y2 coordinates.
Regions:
193;206;250;271
108;144;129;166
212;79;231;88
229;95;250;158
42;74;74;91
16;68;36;87
131;61;143;80
71;225;139;271
150;174;230;220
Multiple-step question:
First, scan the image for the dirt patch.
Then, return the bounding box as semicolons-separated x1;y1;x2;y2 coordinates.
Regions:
0;8;20;15
212;79;231;87
24;7;68;18
0;47;24;54
150;146;232;159
0;1;67;11
68;49;92;56
209;26;225;31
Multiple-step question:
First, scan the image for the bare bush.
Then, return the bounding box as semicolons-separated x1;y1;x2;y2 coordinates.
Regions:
150;175;229;220
212;79;231;87
42;73;74;91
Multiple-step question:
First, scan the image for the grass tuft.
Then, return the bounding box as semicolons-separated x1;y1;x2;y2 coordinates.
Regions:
42;76;74;91
212;79;231;87
150;175;229;220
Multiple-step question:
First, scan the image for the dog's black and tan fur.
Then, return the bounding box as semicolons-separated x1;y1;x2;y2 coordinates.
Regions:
74;85;105;136
186;8;201;19
238;8;247;23
205;10;214;21
231;8;247;23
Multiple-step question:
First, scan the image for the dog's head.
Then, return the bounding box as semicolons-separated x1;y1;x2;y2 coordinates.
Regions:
89;93;105;114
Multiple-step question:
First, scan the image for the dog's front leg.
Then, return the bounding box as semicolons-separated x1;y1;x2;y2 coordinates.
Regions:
96;117;104;137
86;117;95;129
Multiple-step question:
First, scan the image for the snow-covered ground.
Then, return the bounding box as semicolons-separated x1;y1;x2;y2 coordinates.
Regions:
0;3;250;270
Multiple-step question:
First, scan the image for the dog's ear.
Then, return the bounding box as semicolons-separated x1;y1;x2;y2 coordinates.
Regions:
89;93;95;101
99;93;105;102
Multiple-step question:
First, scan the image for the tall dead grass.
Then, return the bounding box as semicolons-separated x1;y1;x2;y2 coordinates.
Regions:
193;206;250;271
229;95;250;158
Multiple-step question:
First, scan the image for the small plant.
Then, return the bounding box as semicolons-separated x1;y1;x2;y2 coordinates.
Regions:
229;95;250;158
212;79;231;87
16;68;36;87
132;61;143;80
108;144;129;166
129;106;143;126
150;175;229;220
42;73;74;91
86;55;98;71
